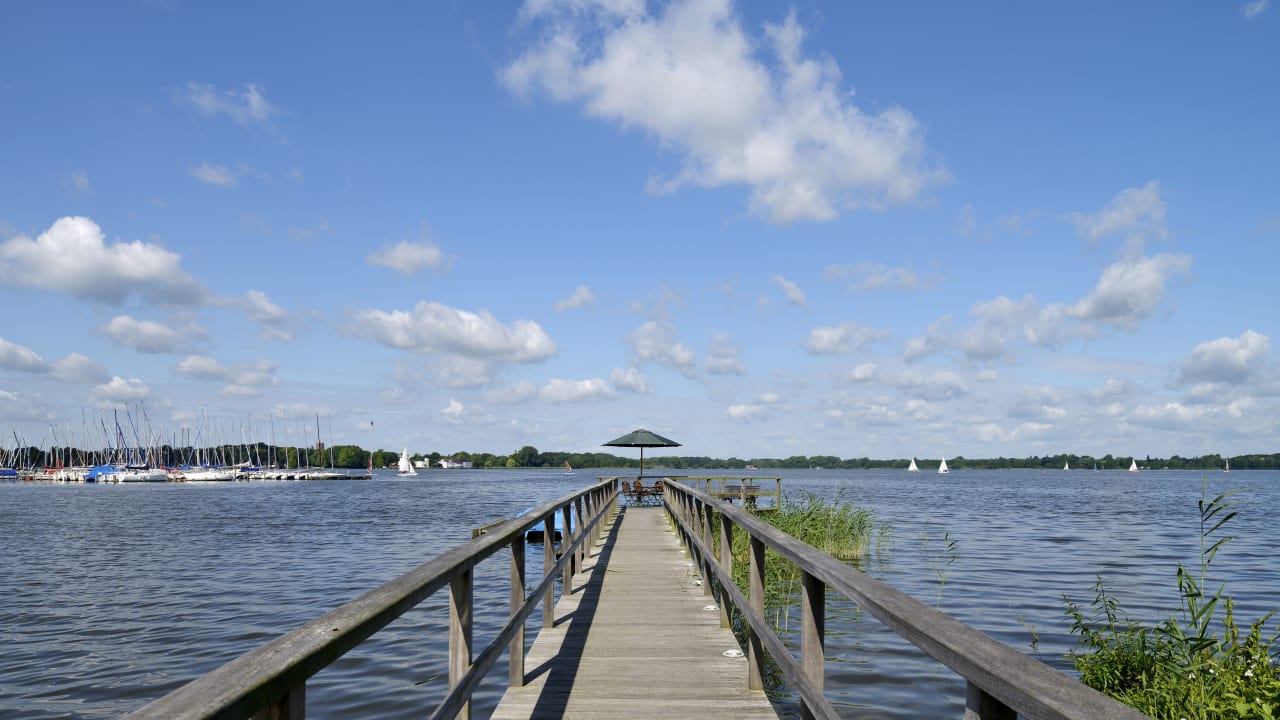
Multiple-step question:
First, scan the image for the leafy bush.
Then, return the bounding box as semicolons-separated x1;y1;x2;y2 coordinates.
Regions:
1064;483;1280;719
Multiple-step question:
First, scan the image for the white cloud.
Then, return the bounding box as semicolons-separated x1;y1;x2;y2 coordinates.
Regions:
806;322;885;354
727;403;765;420
440;398;496;425
70;169;90;192
0;217;208;305
758;392;781;403
555;285;596;311
102;315;189;354
0;338;45;372
173;355;280;391
0;389;56;423
367;239;447;275
610;366;653;393
1071;181;1166;253
1179;330;1270;385
90;376;150;406
1088;378;1133;399
352;301;556;361
825;262;920;291
241;290;291;340
186;81;275;126
50;353;109;384
904;315;953;362
189;162;238;186
896;368;966;401
962;294;1036;362
1243;0;1269;18
628;320;696;376
705;331;745;375
433;357;497;388
540;377;614;402
504;0;943;224
1066;253;1192;332
773;275;807;307
851;362;877;381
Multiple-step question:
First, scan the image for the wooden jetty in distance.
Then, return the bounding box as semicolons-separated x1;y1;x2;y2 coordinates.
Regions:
126;476;1148;720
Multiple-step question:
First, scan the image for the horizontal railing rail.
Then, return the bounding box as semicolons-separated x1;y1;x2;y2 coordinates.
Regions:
664;481;1150;720
127;478;617;720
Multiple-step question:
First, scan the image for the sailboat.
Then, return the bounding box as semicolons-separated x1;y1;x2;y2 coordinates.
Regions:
1224;457;1230;473
564;460;573;474
1064;460;1070;471
907;457;919;472
398;449;417;476
938;457;949;474
1128;458;1139;472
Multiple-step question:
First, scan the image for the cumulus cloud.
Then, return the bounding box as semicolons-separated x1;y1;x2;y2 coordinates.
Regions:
352;301;556;361
1179;330;1270;385
173;355;280;393
440;398;496;425
240;290;291;340
366;239;448;275
705;331;745;375
540;377;615;402
90;376;150;406
610;366;653;393
504;0;943;224
628;320;696;376
773;275;807;307
555;285;596;311
186;81;275;126
806;322;886;354
1071;181;1166;253
850;362;877;381
102;315;190;354
0;337;45;372
895;368;966;401
727;403;765;420
825;262;920;291
50;353;109;384
189;162;238;186
0;217;208;305
1066;253;1192;332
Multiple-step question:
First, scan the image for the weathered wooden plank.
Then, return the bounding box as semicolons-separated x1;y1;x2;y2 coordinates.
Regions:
492;507;777;720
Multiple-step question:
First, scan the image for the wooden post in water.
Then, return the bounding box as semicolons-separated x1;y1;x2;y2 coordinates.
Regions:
449;567;473;720
509;535;526;687
965;682;1016;720
747;534;766;691
543;513;555;629
254;686;304;720
800;571;825;720
718;515;734;629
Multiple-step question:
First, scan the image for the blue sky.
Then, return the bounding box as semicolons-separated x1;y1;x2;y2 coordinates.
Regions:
1;0;1277;461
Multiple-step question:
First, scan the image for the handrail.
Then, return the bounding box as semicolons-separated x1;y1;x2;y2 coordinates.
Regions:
663;481;1150;720
127;478;617;720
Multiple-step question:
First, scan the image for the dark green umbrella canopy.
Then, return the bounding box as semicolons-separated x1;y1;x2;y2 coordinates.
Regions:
603;428;681;475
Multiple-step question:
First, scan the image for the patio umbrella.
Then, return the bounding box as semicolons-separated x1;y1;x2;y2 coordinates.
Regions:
603;428;681;476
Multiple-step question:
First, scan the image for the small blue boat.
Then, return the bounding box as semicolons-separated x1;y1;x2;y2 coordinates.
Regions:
516;506;574;541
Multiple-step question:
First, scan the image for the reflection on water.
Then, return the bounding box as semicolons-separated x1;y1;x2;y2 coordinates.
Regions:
2;469;1277;718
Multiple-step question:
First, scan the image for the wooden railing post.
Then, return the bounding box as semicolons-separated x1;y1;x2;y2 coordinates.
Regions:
561;506;575;583
574;496;586;570
718;515;734;629
965;681;1016;720
747;533;765;691
800;571;825;720
252;686;304;720
700;500;714;597
509;536;526;687
449;567;473;720
543;514;555;629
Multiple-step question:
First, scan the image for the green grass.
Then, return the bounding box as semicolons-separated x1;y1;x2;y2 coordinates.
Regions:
1063;480;1280;719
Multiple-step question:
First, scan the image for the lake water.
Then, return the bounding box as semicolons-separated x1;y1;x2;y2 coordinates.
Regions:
2;468;1277;719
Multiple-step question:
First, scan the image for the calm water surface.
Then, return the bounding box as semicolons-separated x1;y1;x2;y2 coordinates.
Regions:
2;468;1277;718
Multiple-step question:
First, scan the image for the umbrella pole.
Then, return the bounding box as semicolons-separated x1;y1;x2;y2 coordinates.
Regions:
640;447;644;477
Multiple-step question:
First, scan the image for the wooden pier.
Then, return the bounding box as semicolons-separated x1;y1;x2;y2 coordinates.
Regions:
491;506;778;720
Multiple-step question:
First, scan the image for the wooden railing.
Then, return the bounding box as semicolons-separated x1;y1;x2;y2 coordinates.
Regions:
663;481;1150;720
127;479;617;720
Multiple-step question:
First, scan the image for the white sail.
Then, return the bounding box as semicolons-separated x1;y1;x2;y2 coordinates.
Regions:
1129;458;1139;472
1064;461;1070;471
907;457;919;472
938;457;949;474
1224;457;1230;472
398;449;417;476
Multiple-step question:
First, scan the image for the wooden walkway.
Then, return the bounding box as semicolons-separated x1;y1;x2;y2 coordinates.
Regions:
491;506;778;720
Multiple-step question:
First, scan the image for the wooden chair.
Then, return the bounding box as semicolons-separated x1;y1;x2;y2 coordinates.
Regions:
621;479;632;495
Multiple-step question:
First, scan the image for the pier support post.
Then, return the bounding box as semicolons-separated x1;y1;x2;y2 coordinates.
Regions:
253;685;304;720
800;572;825;720
964;682;1015;720
509;536;526;687
449;567;473;720
718;516;734;629
543;514;555;629
747;534;765;692
699;500;714;597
